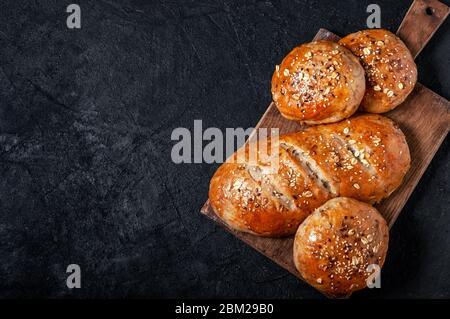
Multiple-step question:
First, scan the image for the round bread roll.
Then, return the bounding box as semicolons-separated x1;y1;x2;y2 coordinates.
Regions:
271;40;365;125
339;29;417;113
293;197;389;298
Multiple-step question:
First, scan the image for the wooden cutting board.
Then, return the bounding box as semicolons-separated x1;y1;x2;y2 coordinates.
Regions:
201;0;450;295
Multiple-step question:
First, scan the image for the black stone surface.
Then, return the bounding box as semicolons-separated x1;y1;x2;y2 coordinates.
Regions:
0;0;449;298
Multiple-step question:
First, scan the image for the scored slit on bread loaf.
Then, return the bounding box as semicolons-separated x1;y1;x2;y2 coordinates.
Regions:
331;133;377;176
246;165;296;211
279;142;338;196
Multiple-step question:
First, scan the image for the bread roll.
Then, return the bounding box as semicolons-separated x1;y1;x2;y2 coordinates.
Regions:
271;40;365;125
209;114;410;237
339;29;417;113
293;197;389;298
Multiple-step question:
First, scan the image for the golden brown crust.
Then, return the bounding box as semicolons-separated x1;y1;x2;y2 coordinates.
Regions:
209;114;410;237
339;29;417;113
282;114;411;203
293;197;389;298
209;140;332;237
271;41;365;125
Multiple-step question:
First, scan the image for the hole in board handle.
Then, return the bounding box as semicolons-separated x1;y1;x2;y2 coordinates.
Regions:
425;7;435;15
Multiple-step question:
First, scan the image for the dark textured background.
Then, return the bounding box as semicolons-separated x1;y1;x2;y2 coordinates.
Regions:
0;0;449;298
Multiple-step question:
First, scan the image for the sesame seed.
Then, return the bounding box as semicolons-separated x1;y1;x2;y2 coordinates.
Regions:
398;82;404;89
387;90;394;97
283;69;290;76
363;47;371;55
343;127;349;134
353;183;360;189
373;85;381;91
303;190;313;198
316;278;323;284
372;137;381;144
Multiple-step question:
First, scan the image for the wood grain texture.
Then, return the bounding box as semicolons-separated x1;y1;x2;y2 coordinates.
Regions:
397;0;450;58
201;6;450;295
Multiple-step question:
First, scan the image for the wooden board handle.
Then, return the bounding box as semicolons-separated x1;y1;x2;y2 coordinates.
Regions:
397;0;449;58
